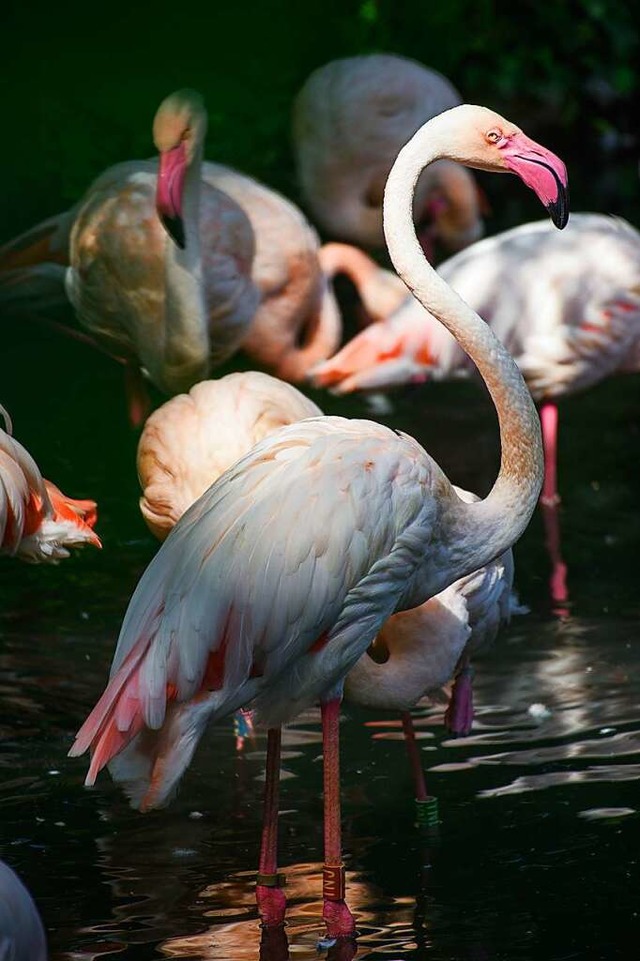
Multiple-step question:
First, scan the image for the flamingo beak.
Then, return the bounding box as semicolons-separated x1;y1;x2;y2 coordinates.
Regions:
501;133;569;229
156;142;187;248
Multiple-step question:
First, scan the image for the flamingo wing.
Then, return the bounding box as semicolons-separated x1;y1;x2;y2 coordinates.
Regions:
71;417;440;801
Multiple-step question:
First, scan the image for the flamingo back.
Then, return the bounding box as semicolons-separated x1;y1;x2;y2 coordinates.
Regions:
137;372;322;539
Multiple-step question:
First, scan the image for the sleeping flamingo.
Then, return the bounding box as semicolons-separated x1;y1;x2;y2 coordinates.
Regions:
293;54;484;258
136;372;322;540
311;214;640;607
0;90;259;419
344;487;519;809
137;373;517;766
0;407;100;561
68;104;568;940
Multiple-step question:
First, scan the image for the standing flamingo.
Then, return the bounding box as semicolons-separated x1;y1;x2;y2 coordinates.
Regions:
0;407;100;561
311;214;640;607
138;375;518;763
293;54;484;258
0;90;259;420
69;104;568;940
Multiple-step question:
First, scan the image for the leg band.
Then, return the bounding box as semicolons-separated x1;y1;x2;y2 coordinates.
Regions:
323;863;346;902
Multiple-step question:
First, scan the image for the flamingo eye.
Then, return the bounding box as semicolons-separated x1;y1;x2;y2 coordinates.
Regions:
486;129;503;145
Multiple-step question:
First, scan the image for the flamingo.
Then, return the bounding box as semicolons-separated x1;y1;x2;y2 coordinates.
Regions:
292;54;485;259
199;166;344;382
0;89;259;420
0;860;47;961
137;374;517;762
68;104;568;940
0;406;100;562
311;213;640;607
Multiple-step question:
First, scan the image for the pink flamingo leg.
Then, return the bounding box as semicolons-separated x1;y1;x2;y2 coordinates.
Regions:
256;727;287;927
124;364;152;429
444;660;475;736
321;698;357;941
539;402;569;609
401;711;440;828
401;711;428;802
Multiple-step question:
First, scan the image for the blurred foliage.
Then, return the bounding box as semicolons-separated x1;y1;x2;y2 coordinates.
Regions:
0;0;638;234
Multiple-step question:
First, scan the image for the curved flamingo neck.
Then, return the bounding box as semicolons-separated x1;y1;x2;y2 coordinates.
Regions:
159;141;210;393
383;111;543;562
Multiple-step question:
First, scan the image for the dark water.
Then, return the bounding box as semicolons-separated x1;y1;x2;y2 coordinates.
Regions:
1;320;640;959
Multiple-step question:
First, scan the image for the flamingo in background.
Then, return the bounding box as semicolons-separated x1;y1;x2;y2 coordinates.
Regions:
200;166;345;382
312;213;640;607
293;54;485;259
0;406;100;562
68;104;568;940
0;90;259;421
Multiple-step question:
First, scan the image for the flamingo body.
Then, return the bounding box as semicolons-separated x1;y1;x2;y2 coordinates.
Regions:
293;54;483;253
137;371;321;540
203;166;342;381
0;860;47;961
344;488;517;713
312;214;640;398
66;160;258;389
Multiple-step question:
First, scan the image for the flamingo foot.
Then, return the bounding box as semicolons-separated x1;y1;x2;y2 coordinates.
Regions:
444;665;475;736
256;879;287;928
318;932;358;959
321;899;357;942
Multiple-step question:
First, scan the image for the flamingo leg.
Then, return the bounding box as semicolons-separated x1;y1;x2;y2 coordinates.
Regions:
539;402;569;610
401;711;440;828
124;364;152;429
401;711;428;801
256;727;287;927
321;697;356;941
444;657;475;737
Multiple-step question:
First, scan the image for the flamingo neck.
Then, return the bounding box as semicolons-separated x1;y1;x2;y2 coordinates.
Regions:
160;142;210;393
383;114;543;565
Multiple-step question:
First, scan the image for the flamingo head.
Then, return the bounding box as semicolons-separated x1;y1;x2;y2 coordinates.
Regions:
435;105;569;229
153;89;207;248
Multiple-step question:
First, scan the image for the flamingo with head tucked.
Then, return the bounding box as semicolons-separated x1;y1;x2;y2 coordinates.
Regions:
293;53;485;259
311;213;640;607
68;104;568;941
137;374;518;765
0;406;100;562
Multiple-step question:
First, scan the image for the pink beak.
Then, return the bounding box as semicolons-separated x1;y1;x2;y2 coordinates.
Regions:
501;133;569;229
156;142;187;248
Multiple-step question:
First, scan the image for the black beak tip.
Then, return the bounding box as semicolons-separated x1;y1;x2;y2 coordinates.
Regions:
547;185;570;230
160;214;186;249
